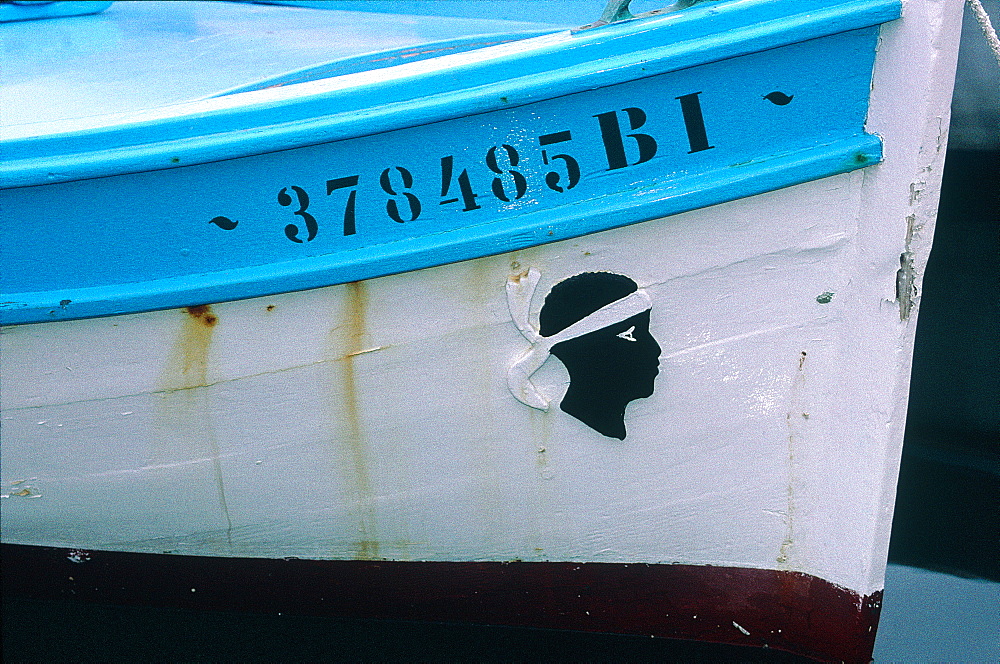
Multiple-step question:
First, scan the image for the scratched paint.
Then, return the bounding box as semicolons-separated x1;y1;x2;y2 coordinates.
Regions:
778;351;808;567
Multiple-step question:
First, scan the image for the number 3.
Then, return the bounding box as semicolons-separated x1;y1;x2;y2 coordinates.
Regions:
278;186;318;243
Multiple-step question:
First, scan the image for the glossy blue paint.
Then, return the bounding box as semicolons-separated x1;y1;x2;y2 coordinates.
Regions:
1;0;899;186
208;31;563;98
0;0;899;324
0;1;562;129
243;0;606;24
0;1;111;23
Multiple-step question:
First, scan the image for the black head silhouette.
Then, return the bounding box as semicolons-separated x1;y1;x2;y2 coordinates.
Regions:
539;272;661;439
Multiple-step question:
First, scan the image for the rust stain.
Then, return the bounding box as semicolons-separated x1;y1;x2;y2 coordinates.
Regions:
509;269;529;284
533;409;554;478
468;260;505;536
355;540;380;560
528;406;557;557
508;254;527;283
156;303;233;550
779;350;808;566
340;281;379;561
185;304;218;328
468;257;493;308
163;305;219;390
265;304;276;312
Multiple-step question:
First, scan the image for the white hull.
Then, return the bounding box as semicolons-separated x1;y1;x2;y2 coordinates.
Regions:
0;165;950;600
0;4;964;652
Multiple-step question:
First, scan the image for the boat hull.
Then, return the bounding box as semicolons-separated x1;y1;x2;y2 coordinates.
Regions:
1;545;883;662
0;166;927;581
0;0;966;660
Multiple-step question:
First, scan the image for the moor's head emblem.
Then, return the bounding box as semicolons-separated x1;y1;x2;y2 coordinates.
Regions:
507;269;661;440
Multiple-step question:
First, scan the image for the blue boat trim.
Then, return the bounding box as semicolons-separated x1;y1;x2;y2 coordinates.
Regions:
0;0;900;188
1;0;898;325
205;31;564;99
0;1;111;23
2;134;881;324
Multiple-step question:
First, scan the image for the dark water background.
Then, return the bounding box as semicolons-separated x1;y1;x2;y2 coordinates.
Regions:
3;134;997;662
885;150;999;585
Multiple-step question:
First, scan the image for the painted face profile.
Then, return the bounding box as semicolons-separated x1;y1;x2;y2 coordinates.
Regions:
507;269;661;440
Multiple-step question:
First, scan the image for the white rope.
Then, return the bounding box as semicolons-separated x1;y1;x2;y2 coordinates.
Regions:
968;0;1000;68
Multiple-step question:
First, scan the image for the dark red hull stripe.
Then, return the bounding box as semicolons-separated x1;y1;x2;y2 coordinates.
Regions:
0;544;881;662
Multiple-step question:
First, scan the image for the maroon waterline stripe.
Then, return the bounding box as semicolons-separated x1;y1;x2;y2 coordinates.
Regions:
1;544;881;662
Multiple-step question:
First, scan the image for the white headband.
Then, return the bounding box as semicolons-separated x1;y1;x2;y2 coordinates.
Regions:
506;268;652;410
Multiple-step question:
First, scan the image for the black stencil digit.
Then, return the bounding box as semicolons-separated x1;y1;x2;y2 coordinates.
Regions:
676;92;714;153
439;155;481;211
486;144;527;202
380;166;421;223
456;170;480;211
539;131;580;193
440;155;455;201
278;185;318;243
326;175;360;236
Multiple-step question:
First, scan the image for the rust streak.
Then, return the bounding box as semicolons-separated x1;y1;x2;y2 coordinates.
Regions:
779;351;807;566
341;282;378;561
162;305;219;391
509;269;530;284
185;304;218;328
158;303;232;550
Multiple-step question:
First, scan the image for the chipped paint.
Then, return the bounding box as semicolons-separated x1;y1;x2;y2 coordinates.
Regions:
2;478;41;499
896;251;916;321
344;345;388;358
66;550;91;563
897;166;929;321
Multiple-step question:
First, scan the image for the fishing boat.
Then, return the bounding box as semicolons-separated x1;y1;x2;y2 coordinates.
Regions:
0;0;965;660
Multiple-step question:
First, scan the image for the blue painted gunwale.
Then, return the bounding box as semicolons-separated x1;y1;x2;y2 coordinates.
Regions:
0;0;902;325
1;0;900;186
0;1;111;23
